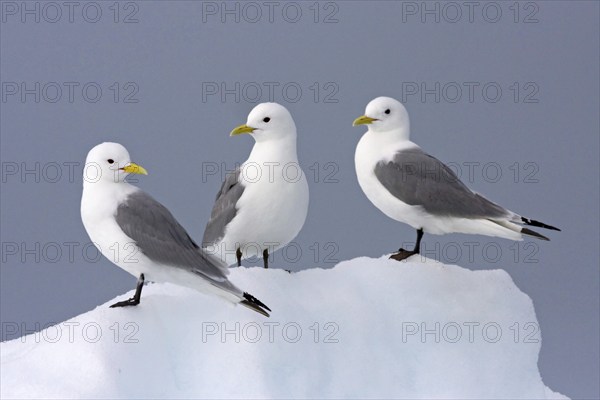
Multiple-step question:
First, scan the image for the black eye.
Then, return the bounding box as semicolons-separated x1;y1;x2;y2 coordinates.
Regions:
384;109;391;115
263;117;270;123
107;159;114;164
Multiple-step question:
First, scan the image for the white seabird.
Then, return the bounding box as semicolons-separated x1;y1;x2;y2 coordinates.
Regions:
353;96;560;261
80;142;270;316
202;103;309;269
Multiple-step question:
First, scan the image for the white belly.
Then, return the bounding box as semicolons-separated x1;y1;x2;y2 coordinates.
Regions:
81;187;172;280
354;133;522;239
82;195;240;302
217;163;309;264
355;134;431;230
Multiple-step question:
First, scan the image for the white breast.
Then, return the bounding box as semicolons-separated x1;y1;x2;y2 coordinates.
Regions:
81;182;148;276
354;132;432;231
218;139;309;263
81;182;230;292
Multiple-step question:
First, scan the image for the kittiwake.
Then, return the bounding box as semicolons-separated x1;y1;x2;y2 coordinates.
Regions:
202;103;309;269
352;96;560;261
80;142;271;316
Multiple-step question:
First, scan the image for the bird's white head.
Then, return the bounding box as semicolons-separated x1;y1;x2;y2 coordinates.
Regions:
230;102;297;143
353;96;410;139
83;142;147;185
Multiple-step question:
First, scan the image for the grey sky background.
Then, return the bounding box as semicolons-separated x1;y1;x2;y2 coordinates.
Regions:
1;1;598;398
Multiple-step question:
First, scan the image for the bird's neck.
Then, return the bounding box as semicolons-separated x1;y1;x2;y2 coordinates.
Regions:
359;127;418;163
386;125;411;142
247;136;299;163
82;179;137;204
366;126;412;147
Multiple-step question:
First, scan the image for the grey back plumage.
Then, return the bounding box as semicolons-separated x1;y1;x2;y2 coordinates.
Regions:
115;190;230;282
202;167;245;246
374;148;509;219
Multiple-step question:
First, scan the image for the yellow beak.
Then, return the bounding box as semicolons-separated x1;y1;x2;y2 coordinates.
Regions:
230;124;256;136
352;115;378;126
121;162;148;175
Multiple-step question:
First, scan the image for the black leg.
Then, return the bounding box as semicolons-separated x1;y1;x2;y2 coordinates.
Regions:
414;228;424;253
263;248;269;269
110;273;145;308
390;229;424;262
236;247;242;267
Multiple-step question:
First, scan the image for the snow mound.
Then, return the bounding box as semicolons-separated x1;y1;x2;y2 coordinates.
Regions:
1;256;567;399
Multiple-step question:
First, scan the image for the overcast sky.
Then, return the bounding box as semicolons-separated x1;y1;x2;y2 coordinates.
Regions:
1;2;598;398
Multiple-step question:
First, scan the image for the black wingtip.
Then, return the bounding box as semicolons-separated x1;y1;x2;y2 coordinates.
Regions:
241;292;271;317
521;217;561;232
521;227;550;241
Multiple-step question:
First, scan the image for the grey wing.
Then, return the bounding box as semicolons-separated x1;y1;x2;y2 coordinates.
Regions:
115;191;230;281
374;148;509;219
202;167;245;246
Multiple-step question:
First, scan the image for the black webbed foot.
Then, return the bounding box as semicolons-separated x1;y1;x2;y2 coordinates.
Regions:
389;250;419;262
390;229;424;262
110;297;140;308
110;273;145;308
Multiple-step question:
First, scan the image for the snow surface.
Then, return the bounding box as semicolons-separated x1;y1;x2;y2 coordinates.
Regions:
1;255;567;399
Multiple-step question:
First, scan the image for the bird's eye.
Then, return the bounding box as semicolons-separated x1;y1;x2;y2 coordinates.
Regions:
107;159;114;164
384;109;391;115
263;117;270;123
